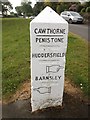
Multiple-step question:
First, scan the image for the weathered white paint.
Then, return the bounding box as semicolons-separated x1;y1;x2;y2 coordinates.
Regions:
0;11;3;18
30;6;68;112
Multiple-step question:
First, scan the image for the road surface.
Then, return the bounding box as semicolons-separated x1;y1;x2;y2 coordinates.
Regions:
69;24;89;41
2;93;88;118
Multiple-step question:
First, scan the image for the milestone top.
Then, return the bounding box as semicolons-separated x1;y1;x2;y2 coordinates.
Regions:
31;6;68;24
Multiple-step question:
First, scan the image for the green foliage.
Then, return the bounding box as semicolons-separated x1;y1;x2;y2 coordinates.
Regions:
21;2;33;17
81;8;86;13
86;7;90;13
33;2;70;16
58;2;69;13
44;1;52;8
33;2;45;16
79;1;90;13
56;4;61;14
77;3;83;12
0;0;13;16
82;1;90;8
14;1;90;17
15;1;33;17
15;6;22;16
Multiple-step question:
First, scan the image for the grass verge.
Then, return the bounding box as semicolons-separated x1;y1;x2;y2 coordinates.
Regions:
2;18;31;99
66;33;89;96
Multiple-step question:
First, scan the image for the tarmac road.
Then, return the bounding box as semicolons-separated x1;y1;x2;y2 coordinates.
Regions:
69;24;89;41
2;93;88;119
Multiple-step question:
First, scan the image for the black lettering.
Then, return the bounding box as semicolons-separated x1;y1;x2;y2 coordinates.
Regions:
39;77;42;80
35;76;38;81
58;76;61;79
41;29;46;34
34;28;38;34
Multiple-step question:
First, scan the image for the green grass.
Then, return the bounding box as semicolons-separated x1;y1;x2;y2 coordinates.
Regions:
2;18;89;99
2;18;31;98
66;33;89;96
0;19;2;99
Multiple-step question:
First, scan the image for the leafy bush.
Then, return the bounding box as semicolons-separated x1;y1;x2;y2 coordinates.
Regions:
81;8;86;13
86;7;90;12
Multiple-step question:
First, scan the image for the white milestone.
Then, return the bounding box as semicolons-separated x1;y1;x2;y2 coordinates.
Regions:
30;6;68;112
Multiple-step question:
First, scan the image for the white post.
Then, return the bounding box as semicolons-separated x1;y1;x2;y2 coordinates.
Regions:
30;6;68;112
